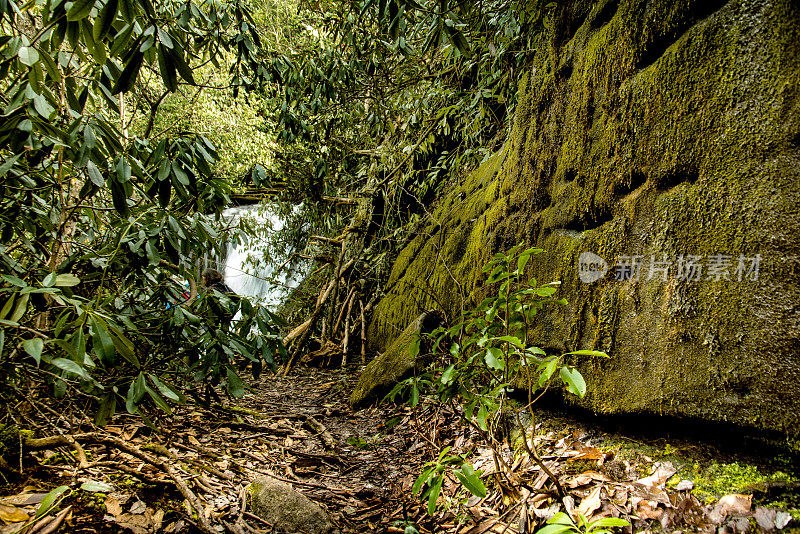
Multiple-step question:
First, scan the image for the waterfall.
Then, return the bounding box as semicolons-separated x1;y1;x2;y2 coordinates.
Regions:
220;204;306;309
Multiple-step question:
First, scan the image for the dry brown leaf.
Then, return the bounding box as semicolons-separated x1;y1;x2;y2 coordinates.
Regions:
715;494;752;516
0;493;47;507
104;494;124;517
636;500;663;520
129;500;147;515
568;447;604;462
0;504;29;523
635;461;676;488
113;513;153;534
575;486;602;519
566;471;608;488
755;507;776;531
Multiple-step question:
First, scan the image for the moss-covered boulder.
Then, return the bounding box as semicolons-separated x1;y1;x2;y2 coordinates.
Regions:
369;0;800;434
350;311;443;409
248;477;336;534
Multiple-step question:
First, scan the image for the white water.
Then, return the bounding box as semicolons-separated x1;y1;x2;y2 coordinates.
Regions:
220;204;306;309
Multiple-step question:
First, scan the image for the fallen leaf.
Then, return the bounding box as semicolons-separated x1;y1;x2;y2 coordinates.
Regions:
568;447;604;462
567;471;608;488
105;494;123;517
675;479;694;491
129;500;146;515
755;506;776;531
715;494;752;516
575;486;602;519
636;500;663;520
776;511;792;529
81;481;115;493
0;504;29;523
0;493;47;506
635;461;677;488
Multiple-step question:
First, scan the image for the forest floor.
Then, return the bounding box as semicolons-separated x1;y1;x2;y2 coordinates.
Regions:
1;365;799;534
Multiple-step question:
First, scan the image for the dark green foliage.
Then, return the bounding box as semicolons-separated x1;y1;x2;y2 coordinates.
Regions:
0;0;284;419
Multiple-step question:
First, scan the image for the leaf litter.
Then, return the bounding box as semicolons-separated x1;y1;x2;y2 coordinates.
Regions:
0;367;797;533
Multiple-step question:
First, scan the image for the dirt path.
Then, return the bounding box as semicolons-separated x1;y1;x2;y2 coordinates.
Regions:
237;366;429;532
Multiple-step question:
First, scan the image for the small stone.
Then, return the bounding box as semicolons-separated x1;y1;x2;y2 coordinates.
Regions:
249;477;336;534
675;479;694;491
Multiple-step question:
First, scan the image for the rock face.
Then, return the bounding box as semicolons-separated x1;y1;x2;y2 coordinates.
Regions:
369;0;800;434
350;311;443;408
248;477;336;534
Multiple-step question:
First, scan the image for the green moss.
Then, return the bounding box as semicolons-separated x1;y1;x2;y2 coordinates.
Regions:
685;462;797;499
368;0;800;434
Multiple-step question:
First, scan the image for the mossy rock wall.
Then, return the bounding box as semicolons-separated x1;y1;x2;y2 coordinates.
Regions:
369;0;800;434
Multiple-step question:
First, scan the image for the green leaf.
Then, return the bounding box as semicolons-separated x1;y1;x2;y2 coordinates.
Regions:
95;393;116;426
534;525;574;534
535;286;558;297
408;336;420;358
409;381;419;407
148;373;179;402
484;347;504;370
157;44;177;91
66;0;96;21
112;50;143;94
412;465;434;495
80;481;114;492
10;293;28;322
226;367;245;398
110;178;129;216
476;403;488;431
93;0;118;41
91;320;115;363
35;486;69;519
52;357;91;381
40;50;61;82
18;46;39;66
427;475;443;516
133;373;146;402
54;273;80;286
33;94;55;119
440;364;455;385
23;337;44;364
172;162;188;185
169;47;195;85
494;335;524;350
0;296;14;320
144;381;171;413
559;366;587;398
0;153;22;178
588;517;630;530
539;358;558;386
455;463;486;498
110;330;136;364
86;160;104;186
116;157;131;182
566;350;609;358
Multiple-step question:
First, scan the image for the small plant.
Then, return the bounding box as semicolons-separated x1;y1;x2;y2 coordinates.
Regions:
412;447;487;516
389;244;609;514
536;512;629;534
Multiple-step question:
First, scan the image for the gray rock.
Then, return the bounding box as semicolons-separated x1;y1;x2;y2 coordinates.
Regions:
350;310;443;409
248;477;335;534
